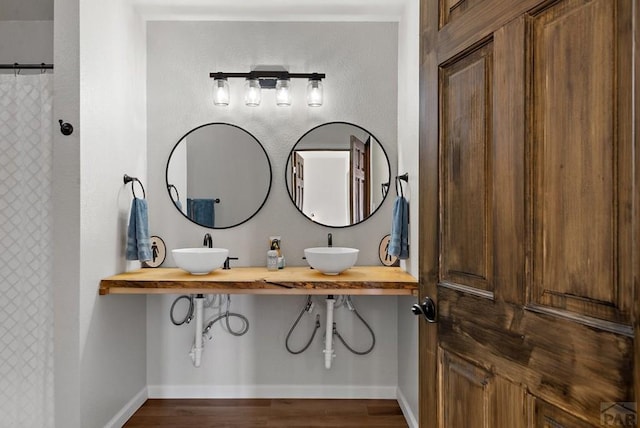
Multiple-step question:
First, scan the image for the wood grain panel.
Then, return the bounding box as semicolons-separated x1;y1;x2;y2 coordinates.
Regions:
535;399;596;428
439;349;531;428
439;349;494;428
419;0;442;425
530;0;632;325
438;287;633;426
439;0;487;28
440;41;493;293
492;16;526;304
99;266;418;296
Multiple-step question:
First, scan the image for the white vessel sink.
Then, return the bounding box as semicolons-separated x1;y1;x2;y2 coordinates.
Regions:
304;247;359;275
172;248;229;275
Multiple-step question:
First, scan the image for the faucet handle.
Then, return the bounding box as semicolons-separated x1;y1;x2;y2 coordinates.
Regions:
223;257;239;270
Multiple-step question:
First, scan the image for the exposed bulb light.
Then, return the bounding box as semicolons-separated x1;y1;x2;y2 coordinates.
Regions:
244;78;261;106
306;77;323;107
275;78;291;106
210;70;325;107
212;78;230;106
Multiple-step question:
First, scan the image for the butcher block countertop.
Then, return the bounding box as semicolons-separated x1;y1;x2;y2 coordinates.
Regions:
99;266;418;296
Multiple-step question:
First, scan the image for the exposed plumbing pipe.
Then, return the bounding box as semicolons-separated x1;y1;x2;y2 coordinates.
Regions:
189;294;205;367
323;296;336;369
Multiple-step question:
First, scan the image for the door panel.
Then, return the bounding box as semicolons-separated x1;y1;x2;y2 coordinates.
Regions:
419;0;637;426
439;349;494;428
350;135;369;224
438;287;633;424
440;41;493;295
439;0;487;28
293;152;304;211
529;0;633;326
535;400;597;428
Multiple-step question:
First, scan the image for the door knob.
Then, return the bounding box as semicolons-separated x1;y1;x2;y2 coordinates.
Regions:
412;297;437;323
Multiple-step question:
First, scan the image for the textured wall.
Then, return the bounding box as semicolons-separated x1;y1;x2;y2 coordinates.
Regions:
146;20;400;395
76;0;148;426
0;20;53;66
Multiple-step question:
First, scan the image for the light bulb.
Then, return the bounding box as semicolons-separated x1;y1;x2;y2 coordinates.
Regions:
307;79;323;107
244;78;261;106
212;78;229;106
275;79;291;106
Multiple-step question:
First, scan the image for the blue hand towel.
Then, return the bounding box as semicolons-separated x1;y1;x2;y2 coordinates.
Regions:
187;198;215;228
388;196;409;259
126;197;152;261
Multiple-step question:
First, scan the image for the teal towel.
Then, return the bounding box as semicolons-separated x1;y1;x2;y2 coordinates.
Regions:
126;198;152;261
187;198;215;228
388;196;409;259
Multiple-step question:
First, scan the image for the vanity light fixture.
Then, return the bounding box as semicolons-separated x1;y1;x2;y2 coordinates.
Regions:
210;70;325;107
213;78;230;106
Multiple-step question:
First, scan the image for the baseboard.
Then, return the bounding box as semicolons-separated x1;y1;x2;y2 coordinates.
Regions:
103;386;148;428
147;384;397;399
396;387;419;428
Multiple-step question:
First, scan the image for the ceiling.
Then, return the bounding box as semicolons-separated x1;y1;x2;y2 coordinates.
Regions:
1;0;407;22
134;0;409;22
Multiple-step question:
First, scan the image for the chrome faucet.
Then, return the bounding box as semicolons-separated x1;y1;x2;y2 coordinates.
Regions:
327;233;332;247
203;233;212;248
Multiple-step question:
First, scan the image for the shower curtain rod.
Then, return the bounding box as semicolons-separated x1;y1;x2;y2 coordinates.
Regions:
0;63;53;69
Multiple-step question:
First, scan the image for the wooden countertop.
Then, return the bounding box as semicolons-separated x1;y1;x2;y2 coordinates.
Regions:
99;266;418;296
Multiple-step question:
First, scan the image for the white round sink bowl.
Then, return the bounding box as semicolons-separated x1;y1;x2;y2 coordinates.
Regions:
304;247;359;275
172;248;229;275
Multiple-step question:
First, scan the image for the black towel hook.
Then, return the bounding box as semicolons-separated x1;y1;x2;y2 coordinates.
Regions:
58;119;74;136
124;174;146;199
395;173;409;197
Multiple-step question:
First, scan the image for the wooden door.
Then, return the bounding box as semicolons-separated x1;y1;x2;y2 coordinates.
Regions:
292;151;304;211
350;135;370;223
419;0;638;427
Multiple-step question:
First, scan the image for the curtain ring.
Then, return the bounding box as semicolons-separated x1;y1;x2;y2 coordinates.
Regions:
123;174;146;199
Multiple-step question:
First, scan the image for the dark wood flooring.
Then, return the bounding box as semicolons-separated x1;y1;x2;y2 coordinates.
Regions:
123;398;409;427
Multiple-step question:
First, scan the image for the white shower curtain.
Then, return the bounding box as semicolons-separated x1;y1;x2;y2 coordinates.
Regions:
0;74;54;428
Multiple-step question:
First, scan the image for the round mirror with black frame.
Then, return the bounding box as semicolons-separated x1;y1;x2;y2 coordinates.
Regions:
285;122;391;228
166;122;272;229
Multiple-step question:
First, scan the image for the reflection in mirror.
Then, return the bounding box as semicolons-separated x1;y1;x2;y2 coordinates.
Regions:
286;122;391;227
166;123;272;229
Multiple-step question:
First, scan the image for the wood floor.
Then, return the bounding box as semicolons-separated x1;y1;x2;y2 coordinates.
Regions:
123;398;409;427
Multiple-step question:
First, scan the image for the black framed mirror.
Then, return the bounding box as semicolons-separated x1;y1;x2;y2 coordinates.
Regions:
285;122;391;228
166;123;272;229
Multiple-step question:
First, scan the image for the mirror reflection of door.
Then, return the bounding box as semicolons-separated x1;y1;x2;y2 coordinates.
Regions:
292;152;304;211
349;135;370;223
285;122;390;228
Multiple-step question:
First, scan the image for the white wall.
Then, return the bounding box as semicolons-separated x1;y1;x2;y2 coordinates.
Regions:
79;0;148;424
300;151;350;225
53;1;81;426
147;21;398;262
53;0;148;427
0;20;53;66
146;20;401;397
396;0;420;426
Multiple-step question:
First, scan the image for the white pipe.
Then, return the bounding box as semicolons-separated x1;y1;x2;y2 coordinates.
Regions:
323;296;335;369
190;295;205;367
